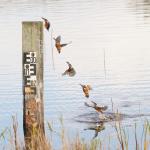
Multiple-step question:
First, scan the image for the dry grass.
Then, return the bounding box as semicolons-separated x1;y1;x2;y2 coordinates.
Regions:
0;116;150;150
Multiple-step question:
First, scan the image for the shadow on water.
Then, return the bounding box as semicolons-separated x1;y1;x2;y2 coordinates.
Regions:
74;111;150;139
74;111;150;124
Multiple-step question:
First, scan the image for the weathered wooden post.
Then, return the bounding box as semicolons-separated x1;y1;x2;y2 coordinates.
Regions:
22;22;44;148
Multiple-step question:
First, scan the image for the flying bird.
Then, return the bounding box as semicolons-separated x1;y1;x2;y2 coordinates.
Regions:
41;17;50;31
80;84;92;98
53;35;72;54
84;122;105;139
62;62;76;77
84;100;108;120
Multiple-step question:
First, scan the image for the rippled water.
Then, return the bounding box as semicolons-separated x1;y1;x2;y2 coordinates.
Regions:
0;0;150;149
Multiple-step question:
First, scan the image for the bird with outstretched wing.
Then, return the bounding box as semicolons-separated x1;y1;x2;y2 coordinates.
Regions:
62;62;76;77
53;35;72;54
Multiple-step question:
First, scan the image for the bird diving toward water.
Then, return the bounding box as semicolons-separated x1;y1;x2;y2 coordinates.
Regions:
84;122;105;139
41;17;50;31
53;35;72;54
80;84;92;98
84;100;108;120
62;62;76;77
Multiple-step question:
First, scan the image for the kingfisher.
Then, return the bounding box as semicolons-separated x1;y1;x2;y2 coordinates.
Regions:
41;17;50;31
62;62;76;77
84;122;105;139
80;84;92;98
84;100;108;120
53;35;72;54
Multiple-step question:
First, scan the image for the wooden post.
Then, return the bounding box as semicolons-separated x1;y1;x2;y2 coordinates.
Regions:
22;22;44;148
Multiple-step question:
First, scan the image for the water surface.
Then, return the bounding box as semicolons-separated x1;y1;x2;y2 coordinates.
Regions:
0;0;150;149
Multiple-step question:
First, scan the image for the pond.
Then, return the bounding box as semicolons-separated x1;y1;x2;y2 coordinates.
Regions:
0;0;150;149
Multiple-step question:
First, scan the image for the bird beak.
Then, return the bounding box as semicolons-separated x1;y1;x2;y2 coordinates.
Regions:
41;17;45;20
79;84;83;87
66;62;71;66
85;95;89;98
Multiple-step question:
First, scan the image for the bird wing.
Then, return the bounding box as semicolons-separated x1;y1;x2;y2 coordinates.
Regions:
90;100;97;107
84;100;97;108
93;131;98;139
55;36;61;42
60;43;68;47
84;102;92;107
84;127;95;131
99;105;108;111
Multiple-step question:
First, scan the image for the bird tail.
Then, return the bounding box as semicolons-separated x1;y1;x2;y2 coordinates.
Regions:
62;71;67;76
57;49;61;54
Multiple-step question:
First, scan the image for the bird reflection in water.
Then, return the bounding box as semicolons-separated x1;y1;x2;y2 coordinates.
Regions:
84;122;105;139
